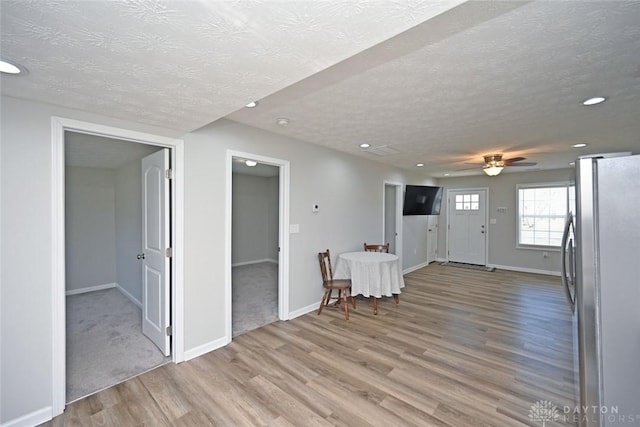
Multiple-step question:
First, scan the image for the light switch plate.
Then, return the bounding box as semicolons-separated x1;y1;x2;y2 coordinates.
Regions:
490;218;497;225
312;203;320;213
289;224;300;234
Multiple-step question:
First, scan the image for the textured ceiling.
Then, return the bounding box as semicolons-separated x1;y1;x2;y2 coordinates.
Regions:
0;0;464;132
228;1;640;177
3;1;640;177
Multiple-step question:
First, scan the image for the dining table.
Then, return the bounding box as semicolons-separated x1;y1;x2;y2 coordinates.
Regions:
333;251;405;314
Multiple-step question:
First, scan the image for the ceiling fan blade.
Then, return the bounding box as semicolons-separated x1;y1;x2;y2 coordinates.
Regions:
507;162;537;167
503;157;526;163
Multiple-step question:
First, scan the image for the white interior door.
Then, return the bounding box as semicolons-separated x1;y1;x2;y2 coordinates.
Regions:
384;184;397;253
141;149;170;355
427;216;438;263
448;189;487;265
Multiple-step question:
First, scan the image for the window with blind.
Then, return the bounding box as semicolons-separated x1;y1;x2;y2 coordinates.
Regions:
517;183;575;248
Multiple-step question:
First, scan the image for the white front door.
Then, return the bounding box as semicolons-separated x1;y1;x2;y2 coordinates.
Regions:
448;189;487;265
141;149;170;355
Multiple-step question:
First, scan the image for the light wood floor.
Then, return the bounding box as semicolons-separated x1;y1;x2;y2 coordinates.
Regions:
44;264;577;426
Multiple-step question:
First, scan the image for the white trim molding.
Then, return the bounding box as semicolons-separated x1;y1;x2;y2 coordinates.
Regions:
403;261;432;275
51;116;185;418
183;336;230;362
65;282;117;296
487;264;561;277
0;406;52;427
288;301;321;320
231;258;278;267
116;284;143;308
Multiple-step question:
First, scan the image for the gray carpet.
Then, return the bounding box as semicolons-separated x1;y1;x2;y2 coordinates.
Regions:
66;288;170;403
233;262;278;337
440;261;496;272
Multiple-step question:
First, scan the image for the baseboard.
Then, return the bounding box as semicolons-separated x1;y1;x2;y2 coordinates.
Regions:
116;284;142;308
65;282;116;296
183;336;230;361
1;406;52;427
435;257;447;263
403;261;431;275
487;264;561;277
232;258;278;267
288;301;320;320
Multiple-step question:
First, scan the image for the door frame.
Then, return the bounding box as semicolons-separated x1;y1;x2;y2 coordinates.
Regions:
225;150;290;343
445;187;489;265
383;181;403;261
51;117;185;416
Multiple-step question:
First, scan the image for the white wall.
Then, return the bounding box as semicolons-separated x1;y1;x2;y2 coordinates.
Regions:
436;168;574;274
232;173;279;265
0;96;179;425
0;97;435;425
65;167;117;292
115;159;144;304
182;119;435;351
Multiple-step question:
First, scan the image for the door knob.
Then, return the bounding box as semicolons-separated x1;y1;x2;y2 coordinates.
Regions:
136;253;145;260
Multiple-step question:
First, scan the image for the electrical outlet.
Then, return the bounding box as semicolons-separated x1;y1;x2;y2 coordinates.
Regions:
542;251;549;258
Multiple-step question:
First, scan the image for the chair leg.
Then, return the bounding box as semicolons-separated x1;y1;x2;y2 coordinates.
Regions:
373;297;378;315
342;291;349;320
325;288;333;306
318;289;330;315
393;294;400;305
350;289;356;309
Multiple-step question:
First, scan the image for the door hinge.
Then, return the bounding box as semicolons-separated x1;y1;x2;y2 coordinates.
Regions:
166;169;173;179
165;247;172;258
166;326;172;336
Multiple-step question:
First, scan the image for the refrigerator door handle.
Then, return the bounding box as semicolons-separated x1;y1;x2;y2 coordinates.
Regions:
561;213;576;313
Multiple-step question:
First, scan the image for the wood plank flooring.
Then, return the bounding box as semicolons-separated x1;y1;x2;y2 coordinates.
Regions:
43;264;578;426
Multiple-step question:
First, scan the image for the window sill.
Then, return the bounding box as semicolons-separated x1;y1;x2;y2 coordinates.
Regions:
516;245;562;252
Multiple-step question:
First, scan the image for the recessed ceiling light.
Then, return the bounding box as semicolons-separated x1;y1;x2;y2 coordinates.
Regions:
245;101;258;108
245;160;257;167
569;162;575;166
572;143;588;148
444;173;450;176
276;117;289;127
582;97;606;106
416;163;424;167
359;143;370;148
0;59;23;74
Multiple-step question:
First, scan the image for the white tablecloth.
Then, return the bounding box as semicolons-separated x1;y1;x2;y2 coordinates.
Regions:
334;251;405;298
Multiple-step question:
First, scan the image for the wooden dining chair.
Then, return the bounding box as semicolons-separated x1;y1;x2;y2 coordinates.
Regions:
364;243;390;253
363;242;399;310
317;249;356;320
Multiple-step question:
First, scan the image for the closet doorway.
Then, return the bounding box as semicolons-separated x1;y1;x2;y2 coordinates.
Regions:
64;132;171;402
225;150;290;341
51;117;184;417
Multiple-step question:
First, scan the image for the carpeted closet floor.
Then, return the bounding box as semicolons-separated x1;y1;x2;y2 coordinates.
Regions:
232;261;278;337
66;288;170;403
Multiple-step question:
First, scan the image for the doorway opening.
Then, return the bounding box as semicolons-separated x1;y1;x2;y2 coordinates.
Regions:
383;182;403;259
51;117;184;416
64;132;172;402
225;150;290;342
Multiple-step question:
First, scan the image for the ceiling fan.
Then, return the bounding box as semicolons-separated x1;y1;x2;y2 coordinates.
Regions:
477;154;537;176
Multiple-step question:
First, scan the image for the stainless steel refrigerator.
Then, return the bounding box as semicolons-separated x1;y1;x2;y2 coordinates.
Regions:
562;153;640;426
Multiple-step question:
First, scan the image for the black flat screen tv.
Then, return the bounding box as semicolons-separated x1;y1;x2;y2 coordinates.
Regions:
403;185;443;216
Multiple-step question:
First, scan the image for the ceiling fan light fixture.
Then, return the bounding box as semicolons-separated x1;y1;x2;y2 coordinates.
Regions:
483;165;504;176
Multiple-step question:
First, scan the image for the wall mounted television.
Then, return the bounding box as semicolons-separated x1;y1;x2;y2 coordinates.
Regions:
403;185;443;216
